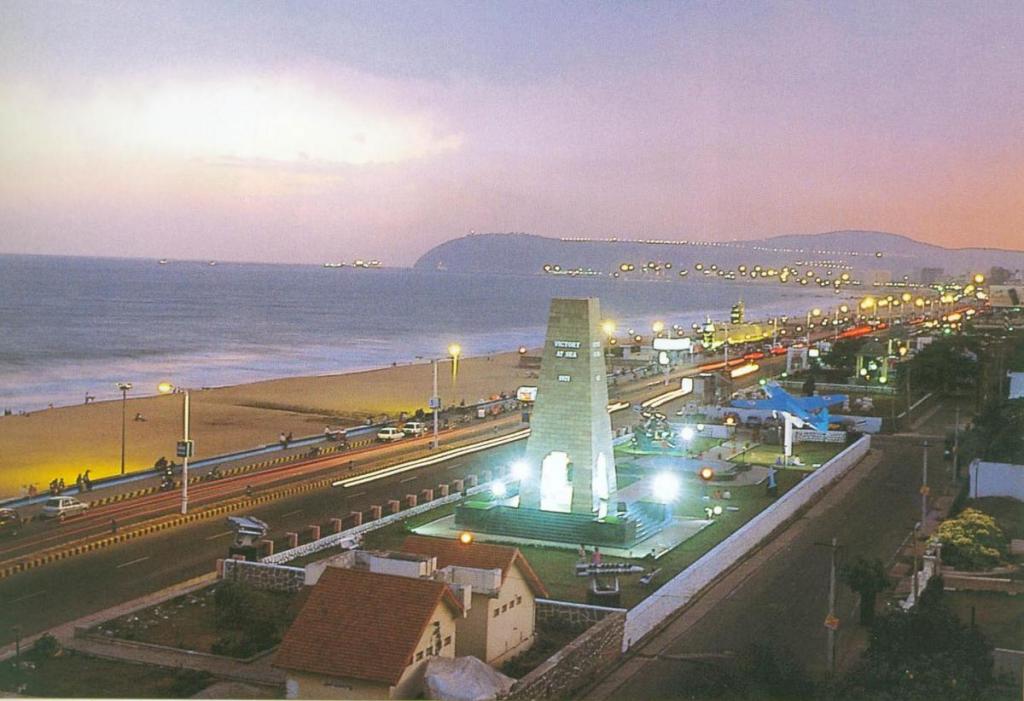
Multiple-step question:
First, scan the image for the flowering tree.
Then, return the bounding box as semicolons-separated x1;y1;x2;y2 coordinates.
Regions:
935;508;1007;571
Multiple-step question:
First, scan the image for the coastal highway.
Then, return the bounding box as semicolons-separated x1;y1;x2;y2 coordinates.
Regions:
0;439;526;646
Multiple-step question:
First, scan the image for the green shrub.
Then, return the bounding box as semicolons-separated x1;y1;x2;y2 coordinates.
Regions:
936;508;1008;571
29;634;62;660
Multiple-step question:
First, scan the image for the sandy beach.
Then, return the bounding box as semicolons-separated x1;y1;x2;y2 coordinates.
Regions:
0;351;536;500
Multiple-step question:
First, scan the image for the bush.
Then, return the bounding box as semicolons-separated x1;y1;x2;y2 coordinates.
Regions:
935;509;1007;571
211;582;288;657
29;634;62;660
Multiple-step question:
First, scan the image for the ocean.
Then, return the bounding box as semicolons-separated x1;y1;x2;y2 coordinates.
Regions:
0;254;846;411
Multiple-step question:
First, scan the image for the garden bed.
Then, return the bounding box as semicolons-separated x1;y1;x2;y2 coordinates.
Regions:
91;583;302;659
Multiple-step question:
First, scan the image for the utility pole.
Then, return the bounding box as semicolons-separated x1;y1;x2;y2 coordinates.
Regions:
921;441;929;530
816;537;841;676
953;405;960;481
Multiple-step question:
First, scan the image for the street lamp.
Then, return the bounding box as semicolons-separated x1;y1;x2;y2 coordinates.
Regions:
430;344;462;450
157;381;192;514
116;382;132;475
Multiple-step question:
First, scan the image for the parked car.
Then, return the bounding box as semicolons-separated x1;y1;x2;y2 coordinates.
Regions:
401;421;428;437
40;496;88;520
376;427;405;442
0;508;22;536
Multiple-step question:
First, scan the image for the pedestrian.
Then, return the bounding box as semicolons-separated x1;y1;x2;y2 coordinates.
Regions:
285;431;293;448
279;432;287;448
83;470;92;492
57;477;65;492
245;484;253;498
592;546;602;566
578;543;587;562
110;518;118;534
76;473;83;492
27;483;37;498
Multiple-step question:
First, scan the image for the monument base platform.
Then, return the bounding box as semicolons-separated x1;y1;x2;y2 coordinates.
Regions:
453;503;668;548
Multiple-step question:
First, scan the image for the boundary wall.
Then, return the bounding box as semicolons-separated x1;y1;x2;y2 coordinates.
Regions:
622;435;871;651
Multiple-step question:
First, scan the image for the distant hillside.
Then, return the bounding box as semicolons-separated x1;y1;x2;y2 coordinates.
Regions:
413;231;1024;280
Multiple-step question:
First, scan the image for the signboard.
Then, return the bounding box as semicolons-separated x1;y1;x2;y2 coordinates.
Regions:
824;615;840;631
989;285;1022;308
176;439;194;458
680;377;694;394
516;386;538;402
653;337;692;351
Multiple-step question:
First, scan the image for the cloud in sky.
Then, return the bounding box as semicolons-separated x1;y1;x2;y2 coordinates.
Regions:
1;1;1023;265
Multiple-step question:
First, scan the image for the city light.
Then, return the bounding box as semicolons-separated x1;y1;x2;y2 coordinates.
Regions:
680;426;695;442
459;532;474;545
491;480;507;497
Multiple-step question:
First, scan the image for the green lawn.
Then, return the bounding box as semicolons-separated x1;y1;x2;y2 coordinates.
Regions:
0;651;213;698
615;436;724;458
944;591;1024;649
737;442;846;469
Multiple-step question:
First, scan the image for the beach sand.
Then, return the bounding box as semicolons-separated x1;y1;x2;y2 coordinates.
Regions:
0;351;537;500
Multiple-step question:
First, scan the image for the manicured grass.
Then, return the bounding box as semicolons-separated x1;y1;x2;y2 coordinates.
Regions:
737;442;846;468
0;651;213;698
615;437;724;458
944;591;1024;649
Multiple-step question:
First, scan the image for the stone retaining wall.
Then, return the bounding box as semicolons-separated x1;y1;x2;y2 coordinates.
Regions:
221;559;305;592
504;611;625;701
535;599;626;634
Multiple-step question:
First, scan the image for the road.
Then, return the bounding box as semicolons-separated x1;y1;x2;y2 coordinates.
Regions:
585;400;957;698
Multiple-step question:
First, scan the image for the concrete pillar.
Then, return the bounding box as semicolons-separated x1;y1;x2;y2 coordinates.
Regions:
369;505;382;520
405;494;418;509
329;518;343;534
285;532;298;549
437;484;449;497
452;479;464;492
348;511;363;527
387;499;400;515
307;525;321;541
420;488;434;503
261;539;274;556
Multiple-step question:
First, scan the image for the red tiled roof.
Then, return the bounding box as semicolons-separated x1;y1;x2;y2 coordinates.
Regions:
401;535;550;599
274;567;463;685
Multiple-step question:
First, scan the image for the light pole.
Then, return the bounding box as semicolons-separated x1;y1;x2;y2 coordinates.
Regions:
116;382;132;475
429;344;461;450
157;382;192;514
920;440;929;529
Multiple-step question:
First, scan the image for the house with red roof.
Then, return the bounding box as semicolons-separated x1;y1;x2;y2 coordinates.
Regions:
274;567;464;700
401;535;550;665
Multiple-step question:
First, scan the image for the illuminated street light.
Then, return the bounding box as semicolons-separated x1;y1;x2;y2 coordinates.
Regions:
510;460;530;481
652;320;665;335
491;481;507;498
680;426;695;442
459;531;474;545
115;382;132;475
601;320;616;336
157;381;192;515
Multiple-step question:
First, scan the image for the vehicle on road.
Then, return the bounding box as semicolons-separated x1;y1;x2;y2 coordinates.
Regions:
401;421;428;437
40;496;89;520
0;508;22;536
376;427;405;442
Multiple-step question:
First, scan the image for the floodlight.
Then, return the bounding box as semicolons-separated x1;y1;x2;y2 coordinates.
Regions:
680;426;695;442
459;532;474;544
490;481;507;497
699;467;715;482
712;505;723;516
510;460;530;481
651;472;680;502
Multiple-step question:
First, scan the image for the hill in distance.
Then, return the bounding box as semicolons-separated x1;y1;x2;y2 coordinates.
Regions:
414;230;1024;280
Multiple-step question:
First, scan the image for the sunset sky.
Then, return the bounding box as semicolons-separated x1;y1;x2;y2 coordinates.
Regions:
1;1;1022;265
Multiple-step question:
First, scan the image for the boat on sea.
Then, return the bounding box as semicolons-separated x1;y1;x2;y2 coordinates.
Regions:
208;261;217;266
323;262;345;268
158;259;169;265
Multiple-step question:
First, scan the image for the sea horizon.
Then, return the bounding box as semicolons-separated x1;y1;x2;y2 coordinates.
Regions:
0;253;850;412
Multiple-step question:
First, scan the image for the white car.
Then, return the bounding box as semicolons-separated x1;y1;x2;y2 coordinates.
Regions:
40;496;89;520
376;427;405;442
401;421;428;437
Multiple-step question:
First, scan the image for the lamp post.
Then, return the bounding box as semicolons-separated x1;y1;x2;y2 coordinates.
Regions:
429;344;461;450
157;382;192;514
116;382;132;475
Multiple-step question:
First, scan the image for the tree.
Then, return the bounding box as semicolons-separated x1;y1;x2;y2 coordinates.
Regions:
840;557;888;626
906;338;978;394
840;577;993;701
935;508;1007;571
